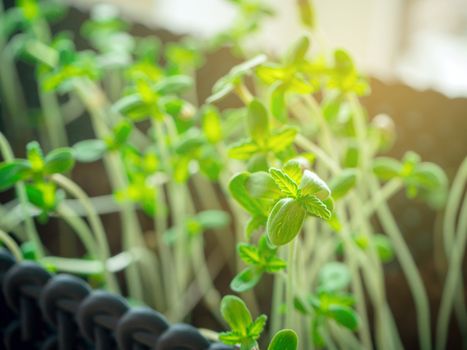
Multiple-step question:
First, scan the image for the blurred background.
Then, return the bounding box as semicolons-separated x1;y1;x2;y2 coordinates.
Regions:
67;0;467;97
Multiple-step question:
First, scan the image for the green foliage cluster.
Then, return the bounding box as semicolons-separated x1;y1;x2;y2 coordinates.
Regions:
0;0;465;349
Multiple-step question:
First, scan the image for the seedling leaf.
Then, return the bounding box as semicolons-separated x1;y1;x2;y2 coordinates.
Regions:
231;267;263;292
267;198;306;246
268;329;298;350
73;139;107;162
228;140;260;160
329;168;357;200
0;161;31;191
269;168;298;197
299;170;330;199
248;314;268;338
220;295;253;334
327;305;359;330
300;195;331;220
44;148;75;175
268;126;297;152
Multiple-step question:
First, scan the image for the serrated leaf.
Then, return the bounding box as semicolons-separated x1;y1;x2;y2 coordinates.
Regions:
248;314;268;338
219;331;243;344
268;329;298;350
231;267;263;292
267;198;306;246
269;168;298;197
264;257;287;273
300;195;331;220
237;244;261;265
283;159;303;183
221;295;253;334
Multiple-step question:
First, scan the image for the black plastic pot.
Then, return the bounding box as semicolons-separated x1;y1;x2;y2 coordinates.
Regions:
0;248;233;350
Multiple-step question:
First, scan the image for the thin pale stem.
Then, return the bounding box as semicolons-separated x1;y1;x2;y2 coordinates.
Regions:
0;228;23;261
369;176;431;350
51;174;119;294
436;161;467;350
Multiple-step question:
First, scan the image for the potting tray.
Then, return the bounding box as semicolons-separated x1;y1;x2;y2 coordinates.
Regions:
0;248;233;350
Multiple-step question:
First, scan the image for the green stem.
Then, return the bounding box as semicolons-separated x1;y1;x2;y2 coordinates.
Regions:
235;83;254;105
271;270;285;335
74;79;145;301
153;175;171;311
38;87;68;149
152;118;185;316
301;94;337;159
286;238;297;328
0;228;23;261
436;159;467;350
0;132;45;258
441;157;467;334
338;207;373;350
369;176;431;350
295;135;340;174
0;38;31;147
51;174;119;293
56;203;99;258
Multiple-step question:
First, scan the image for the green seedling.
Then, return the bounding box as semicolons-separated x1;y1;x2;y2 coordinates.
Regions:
219;295;268;350
373;150;448;208
228;99;298;171
231;235;286;292
0;0;461;349
294;262;359;347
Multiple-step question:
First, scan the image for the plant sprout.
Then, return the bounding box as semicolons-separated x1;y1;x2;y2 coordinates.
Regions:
0;0;465;349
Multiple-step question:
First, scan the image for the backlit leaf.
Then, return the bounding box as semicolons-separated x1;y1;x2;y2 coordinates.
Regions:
231;267;263;292
267;198;306;246
269;168;298;197
268;329;298;350
221;295;253;334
